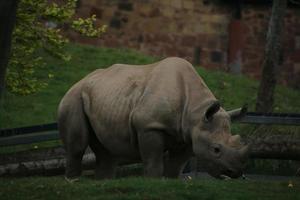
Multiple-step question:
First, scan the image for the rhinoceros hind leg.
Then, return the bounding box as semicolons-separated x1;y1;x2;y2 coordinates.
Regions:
65;150;87;178
59;104;89;178
64;123;89;178
138;131;164;177
88;130;117;179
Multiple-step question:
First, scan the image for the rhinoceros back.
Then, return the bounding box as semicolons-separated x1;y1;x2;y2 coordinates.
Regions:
80;64;155;156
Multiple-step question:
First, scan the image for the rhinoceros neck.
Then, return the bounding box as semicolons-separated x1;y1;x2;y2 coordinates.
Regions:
180;69;217;142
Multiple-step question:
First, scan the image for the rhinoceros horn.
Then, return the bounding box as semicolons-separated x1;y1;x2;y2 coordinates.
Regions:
238;145;250;161
227;104;248;121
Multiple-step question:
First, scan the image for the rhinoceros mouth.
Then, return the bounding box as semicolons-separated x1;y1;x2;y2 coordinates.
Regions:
219;168;244;179
219;173;247;180
219;174;232;180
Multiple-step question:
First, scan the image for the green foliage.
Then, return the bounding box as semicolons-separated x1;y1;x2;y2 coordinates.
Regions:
72;15;107;37
6;0;106;95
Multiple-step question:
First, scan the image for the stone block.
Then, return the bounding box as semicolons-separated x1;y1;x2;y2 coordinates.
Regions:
293;63;300;74
181;35;197;47
137;5;152;17
110;17;122;29
148;7;161;18
210;22;226;34
296;36;300;50
172;0;182;9
193;46;201;65
210;51;223;63
206;35;219;49
101;7;116;20
118;1;133;11
76;6;92;18
289;50;300;62
143;34;155;43
183;0;194;10
90;7;103;18
164;46;179;56
158;0;171;6
155;33;173;44
162;6;175;18
192;23;206;34
197;14;229;34
81;0;98;7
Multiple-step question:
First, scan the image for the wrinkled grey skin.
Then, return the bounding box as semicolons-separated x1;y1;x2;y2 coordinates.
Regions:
58;57;249;179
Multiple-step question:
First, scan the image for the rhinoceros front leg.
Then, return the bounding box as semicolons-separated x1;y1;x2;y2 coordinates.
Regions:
163;149;191;178
94;154;116;179
138;131;164;177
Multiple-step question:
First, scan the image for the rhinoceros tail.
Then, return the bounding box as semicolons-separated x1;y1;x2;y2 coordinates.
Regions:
128;109;139;149
80;91;108;155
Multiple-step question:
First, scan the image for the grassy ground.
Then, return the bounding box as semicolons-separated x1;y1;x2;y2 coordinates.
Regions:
0;140;61;154
0;176;299;200
0;45;157;129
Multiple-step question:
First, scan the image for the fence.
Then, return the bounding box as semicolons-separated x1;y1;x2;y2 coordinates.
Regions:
1;112;300;147
0;112;300;176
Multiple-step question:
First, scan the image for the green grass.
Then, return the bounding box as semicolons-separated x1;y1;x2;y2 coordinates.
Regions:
0;44;158;129
0;176;299;200
197;68;300;113
0;140;61;154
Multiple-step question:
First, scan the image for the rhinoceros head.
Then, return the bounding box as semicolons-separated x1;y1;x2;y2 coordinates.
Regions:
190;101;249;179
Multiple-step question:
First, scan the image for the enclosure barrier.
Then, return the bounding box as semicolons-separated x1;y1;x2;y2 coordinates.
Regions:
0;112;300;176
1;112;300;147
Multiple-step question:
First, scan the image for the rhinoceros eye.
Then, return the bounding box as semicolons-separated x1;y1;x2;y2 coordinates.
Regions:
214;146;221;154
211;143;222;157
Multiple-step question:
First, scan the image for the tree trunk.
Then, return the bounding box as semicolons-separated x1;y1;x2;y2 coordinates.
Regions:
256;0;287;113
0;153;95;177
0;0;19;98
245;135;300;161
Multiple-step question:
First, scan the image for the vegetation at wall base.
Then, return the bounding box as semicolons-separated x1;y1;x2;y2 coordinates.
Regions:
0;140;61;155
1;43;300;130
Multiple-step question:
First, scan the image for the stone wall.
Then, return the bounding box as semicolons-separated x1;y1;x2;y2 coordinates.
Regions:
68;0;300;88
242;4;300;87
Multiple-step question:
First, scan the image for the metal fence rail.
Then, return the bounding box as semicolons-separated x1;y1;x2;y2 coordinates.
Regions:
1;112;300;177
1;112;300;147
0;131;59;146
0;123;57;137
238;112;300;125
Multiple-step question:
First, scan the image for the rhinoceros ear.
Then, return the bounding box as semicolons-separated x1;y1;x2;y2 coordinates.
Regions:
204;101;220;122
227;104;248;121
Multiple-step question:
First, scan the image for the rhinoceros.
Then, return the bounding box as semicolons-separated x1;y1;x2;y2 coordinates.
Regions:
58;57;249;179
